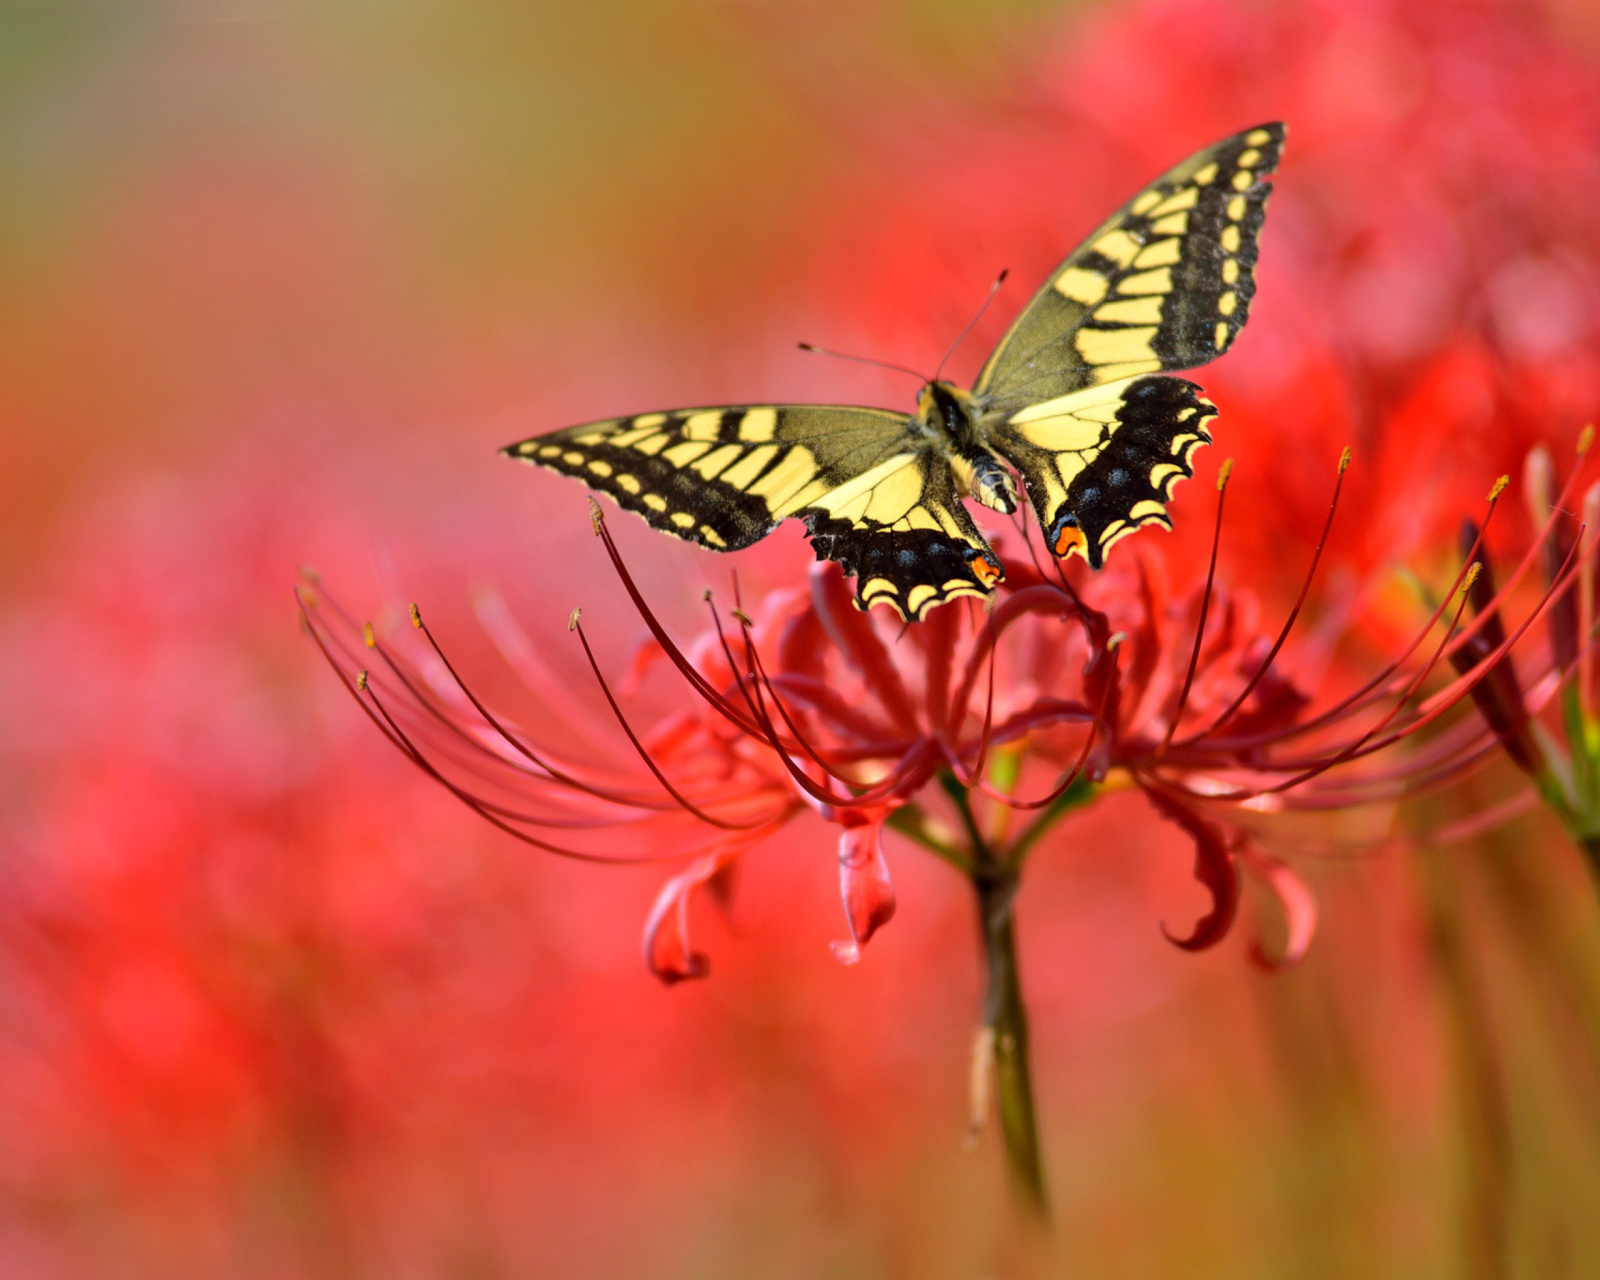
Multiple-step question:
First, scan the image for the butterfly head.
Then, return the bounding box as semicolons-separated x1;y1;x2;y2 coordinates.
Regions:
915;380;973;435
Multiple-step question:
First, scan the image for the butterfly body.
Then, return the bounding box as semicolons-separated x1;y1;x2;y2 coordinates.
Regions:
506;124;1285;621
912;381;1019;515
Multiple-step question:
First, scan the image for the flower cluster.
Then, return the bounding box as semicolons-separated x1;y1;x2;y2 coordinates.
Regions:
300;433;1597;985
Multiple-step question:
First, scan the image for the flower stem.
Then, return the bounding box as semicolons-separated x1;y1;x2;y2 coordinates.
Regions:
938;769;1049;1218
973;865;1049;1220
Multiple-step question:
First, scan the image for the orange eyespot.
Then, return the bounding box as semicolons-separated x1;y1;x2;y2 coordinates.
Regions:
1053;524;1086;559
971;554;1003;589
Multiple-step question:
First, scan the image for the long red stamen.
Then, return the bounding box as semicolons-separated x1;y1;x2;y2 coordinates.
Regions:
1158;459;1231;756
949;585;1077;719
591;506;762;736
1199;478;1509;753
1273;515;1591;776
1176;448;1347;747
572;616;777;831
937;625;1002;787
1157;558;1496;801
298;587;679;810
356;663;691;863
951;642;1109;812
406;602;688;807
704;595;862;789
961;609;1002;784
712;605;866;807
734;608;930;808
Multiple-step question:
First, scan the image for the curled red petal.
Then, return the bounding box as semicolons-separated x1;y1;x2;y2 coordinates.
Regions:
1238;844;1318;972
828;808;898;965
1146;789;1239;952
777;595;829;680
642;851;739;984
810;564;922;735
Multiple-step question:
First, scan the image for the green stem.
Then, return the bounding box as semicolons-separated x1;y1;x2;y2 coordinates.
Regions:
932;769;1050;1219
973;865;1048;1219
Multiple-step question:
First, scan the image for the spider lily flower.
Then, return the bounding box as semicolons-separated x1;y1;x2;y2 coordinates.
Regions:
299;445;1590;1214
301;447;1594;983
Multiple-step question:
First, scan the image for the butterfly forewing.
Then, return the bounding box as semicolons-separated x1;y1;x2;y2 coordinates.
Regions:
504;404;1003;619
505;404;910;550
974;123;1284;408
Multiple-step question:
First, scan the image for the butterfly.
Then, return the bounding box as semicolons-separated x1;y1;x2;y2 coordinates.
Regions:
504;124;1284;622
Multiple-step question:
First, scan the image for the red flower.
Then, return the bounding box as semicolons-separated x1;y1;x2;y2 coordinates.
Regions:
301;438;1592;983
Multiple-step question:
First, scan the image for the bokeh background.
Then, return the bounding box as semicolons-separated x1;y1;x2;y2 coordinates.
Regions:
6;0;1600;1275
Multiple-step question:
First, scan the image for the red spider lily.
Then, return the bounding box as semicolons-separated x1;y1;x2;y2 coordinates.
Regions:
301;445;1592;981
300;436;1596;1210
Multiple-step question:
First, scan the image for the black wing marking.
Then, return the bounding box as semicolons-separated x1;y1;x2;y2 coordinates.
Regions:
991;375;1217;568
503;404;912;552
797;452;1004;620
504;406;1002;618
975;123;1285;407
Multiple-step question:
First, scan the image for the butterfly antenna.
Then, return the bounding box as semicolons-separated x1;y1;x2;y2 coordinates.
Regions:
934;269;1009;384
796;343;929;384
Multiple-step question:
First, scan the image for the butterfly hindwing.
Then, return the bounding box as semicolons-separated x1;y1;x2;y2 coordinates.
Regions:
798;452;1004;621
504;405;913;552
991;375;1218;569
975;123;1284;407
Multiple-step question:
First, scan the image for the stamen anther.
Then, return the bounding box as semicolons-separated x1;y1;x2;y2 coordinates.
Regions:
1217;457;1234;491
588;497;604;535
410;603;422;628
568;607;581;632
1338;446;1352;475
362;622;376;649
1580;424;1595;456
1488;475;1509;503
356;669;369;691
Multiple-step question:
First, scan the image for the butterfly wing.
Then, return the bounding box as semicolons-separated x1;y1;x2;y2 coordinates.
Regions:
990;375;1218;569
798;451;1003;620
974;123;1284;406
975;123;1282;567
503;405;1002;620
